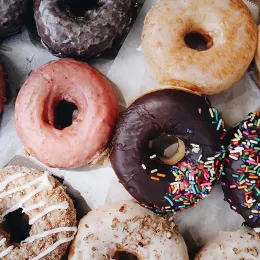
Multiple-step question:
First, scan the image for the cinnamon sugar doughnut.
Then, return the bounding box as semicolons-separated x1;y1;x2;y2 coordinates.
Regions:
69;200;189;260
195;226;260;260
0;166;77;259
15;58;119;168
142;0;257;95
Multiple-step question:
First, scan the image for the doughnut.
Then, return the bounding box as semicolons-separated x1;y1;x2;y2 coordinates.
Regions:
0;0;29;38
141;0;257;95
110;89;226;214
69;200;189;260
195;226;260;260
222;112;260;228
0;63;6;113
15;58;119;168
254;25;260;85
34;0;132;58
0;166;77;259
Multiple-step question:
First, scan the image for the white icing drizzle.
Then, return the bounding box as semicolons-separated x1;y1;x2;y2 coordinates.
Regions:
0;246;14;258
23;201;46;213
29;201;69;225
1;174;51;218
0;173;24;192
24;227;77;243
0;238;6;247
23;226;77;260
0;172;50;199
31;234;76;260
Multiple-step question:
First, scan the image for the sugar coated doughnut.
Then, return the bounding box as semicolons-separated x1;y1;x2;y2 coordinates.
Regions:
69;200;189;260
110;89;226;214
0;166;77;259
222;112;260;228
0;63;6;113
195;226;260;260
34;0;132;58
0;0;29;38
142;0;257;95
15;58;119;168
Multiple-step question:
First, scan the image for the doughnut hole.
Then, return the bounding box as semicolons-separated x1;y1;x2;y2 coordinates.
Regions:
58;0;103;17
184;31;213;51
114;251;139;260
1;208;31;245
54;100;78;130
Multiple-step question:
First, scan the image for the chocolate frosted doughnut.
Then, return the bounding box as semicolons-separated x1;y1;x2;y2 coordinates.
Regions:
222;112;260;228
0;0;29;38
110;89;226;214
34;0;132;58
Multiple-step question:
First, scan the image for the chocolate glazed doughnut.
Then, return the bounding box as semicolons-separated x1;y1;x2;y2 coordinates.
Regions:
34;0;132;58
222;112;260;228
110;89;226;214
0;0;29;38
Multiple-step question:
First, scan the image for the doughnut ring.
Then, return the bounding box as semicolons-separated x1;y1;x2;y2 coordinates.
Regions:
110;89;226;214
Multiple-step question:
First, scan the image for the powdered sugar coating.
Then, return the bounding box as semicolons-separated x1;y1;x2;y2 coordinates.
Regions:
34;0;132;58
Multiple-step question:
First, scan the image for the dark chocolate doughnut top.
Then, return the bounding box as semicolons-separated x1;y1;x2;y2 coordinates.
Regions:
222;112;260;228
110;89;226;214
0;0;29;39
34;0;132;58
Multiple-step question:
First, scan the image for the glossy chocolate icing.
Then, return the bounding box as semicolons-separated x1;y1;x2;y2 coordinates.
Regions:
222;112;260;228
0;0;29;39
111;89;226;214
34;0;132;58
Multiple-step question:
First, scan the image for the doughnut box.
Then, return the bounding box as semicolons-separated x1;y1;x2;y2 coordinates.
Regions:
0;0;260;259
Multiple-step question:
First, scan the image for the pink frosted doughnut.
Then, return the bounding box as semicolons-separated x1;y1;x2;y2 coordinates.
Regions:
15;58;119;168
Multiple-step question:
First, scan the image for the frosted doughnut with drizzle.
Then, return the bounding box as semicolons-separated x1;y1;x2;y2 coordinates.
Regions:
0;166;77;259
222;112;260;228
110;89;226;214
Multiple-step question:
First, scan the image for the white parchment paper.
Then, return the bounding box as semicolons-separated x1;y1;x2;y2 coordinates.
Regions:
0;0;259;257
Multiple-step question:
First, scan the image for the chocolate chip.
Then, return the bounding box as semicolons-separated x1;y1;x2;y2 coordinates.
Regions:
151;134;179;158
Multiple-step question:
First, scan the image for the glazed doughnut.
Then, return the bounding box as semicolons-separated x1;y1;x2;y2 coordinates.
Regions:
195;226;260;260
34;0;132;58
0;166;77;259
69;200;189;260
0;0;29;38
110;89;226;214
0;63;6;113
15;58;119;168
222;112;260;228
141;0;257;95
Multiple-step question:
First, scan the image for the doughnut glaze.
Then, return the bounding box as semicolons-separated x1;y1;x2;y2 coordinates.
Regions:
0;166;77;259
15;58;119;168
0;0;29;38
222;112;260;228
195;226;260;260
110;89;226;214
69;200;189;260
142;0;257;95
34;0;132;58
